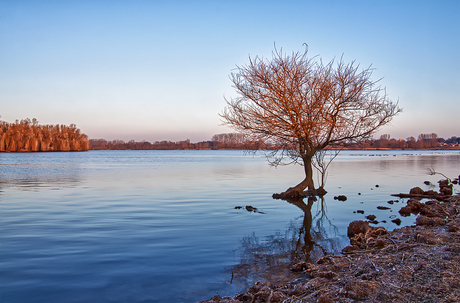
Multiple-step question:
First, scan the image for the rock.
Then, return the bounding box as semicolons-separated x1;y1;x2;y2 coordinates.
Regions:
347;220;371;238
399;198;425;217
377;206;390;210
291;261;309;272
438;179;453;196
334;195;347;201
343;279;379;299
440;184;453;196
407;199;424;211
439;179;450;187
316;255;334;265
318;294;334;303
424;181;432;185
448;220;460;232
409;187;425;195
391;218;402;225
399;206;412;217
342;244;359;253
357;210;365;214
423;190;438;196
312;271;337;279
416;215;445;226
375;184;380;188
245;205;255;212
366;214;377;220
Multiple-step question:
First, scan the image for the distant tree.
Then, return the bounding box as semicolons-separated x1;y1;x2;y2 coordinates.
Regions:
418;133;439;148
221;46;401;197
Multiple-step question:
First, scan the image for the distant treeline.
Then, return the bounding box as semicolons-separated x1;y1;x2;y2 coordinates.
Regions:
365;133;460;149
90;132;460;151
90;133;269;150
0;118;89;152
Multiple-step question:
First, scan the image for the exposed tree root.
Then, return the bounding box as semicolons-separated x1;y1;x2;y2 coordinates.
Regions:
272;187;327;200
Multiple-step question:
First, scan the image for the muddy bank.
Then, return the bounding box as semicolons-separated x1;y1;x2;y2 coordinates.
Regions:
201;189;460;302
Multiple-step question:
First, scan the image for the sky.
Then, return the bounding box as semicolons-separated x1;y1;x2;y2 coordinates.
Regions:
1;0;459;142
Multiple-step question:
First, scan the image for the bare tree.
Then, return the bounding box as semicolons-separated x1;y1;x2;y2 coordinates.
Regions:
221;46;401;198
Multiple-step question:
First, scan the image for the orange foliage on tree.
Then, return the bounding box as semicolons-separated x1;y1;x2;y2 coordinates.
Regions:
0;118;89;152
221;46;401;197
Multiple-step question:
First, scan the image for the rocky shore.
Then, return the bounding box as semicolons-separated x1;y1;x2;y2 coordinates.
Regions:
201;181;460;303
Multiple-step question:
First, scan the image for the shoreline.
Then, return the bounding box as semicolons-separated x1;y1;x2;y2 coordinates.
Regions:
202;184;460;302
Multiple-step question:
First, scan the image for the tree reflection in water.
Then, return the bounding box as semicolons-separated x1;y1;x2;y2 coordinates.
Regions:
230;197;343;288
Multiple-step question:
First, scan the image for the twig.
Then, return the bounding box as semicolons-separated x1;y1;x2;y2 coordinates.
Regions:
435;203;450;217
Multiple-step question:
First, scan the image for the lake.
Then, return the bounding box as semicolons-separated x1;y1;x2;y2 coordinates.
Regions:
1;150;459;302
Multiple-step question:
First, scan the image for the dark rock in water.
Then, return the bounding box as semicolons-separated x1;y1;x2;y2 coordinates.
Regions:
357;210;365;214
438;179;453;196
410;187;425;195
387;200;394;204
245;205;256;212
377;206;391;210
424;190;437;196
391;218;402;225
399;206;412;217
358;193;361;195
424;181;431;186
369;220;379;224
334;195;347;201
407;199;423;211
439;179;450;187
347;220;371;237
235;206;242;209
375;184;380;188
399;198;424;217
441;186;453;196
366;214;377;221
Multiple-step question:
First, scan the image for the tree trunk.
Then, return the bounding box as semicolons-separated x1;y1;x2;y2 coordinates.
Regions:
280;154;316;198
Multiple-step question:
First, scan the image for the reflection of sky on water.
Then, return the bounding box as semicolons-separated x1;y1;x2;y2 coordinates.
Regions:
0;163;82;190
3;150;457;194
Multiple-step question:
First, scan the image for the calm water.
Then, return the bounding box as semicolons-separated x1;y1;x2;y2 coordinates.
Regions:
1;150;459;302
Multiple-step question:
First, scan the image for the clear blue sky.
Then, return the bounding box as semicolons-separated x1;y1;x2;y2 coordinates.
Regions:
1;0;459;142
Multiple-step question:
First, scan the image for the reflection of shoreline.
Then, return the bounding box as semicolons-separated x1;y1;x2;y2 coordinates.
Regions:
0;176;82;191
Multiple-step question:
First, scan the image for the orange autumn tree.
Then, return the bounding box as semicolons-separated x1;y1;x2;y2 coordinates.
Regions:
221;47;401;198
0;118;89;152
